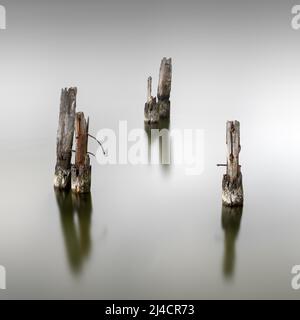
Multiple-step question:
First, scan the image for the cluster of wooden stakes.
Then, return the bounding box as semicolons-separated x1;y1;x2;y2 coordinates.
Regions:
54;57;244;208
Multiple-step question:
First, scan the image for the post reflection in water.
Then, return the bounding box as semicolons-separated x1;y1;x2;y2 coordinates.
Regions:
221;205;243;279
144;118;172;174
55;190;92;275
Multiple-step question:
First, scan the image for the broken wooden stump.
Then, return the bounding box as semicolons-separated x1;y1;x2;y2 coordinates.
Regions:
147;74;152;102
157;57;172;118
54;87;77;190
221;121;244;207
144;76;160;123
144;58;172;123
157;57;172;100
71;112;91;194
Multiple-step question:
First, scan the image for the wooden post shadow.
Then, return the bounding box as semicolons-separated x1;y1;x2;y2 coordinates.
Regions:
55;190;92;274
222;205;243;278
144;118;171;168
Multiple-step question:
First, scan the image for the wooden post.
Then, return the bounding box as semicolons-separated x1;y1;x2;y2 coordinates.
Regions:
157;57;172;118
54;87;77;190
147;76;152;103
71;112;91;193
222;120;244;206
144;76;159;123
157;57;172;100
144;58;172;123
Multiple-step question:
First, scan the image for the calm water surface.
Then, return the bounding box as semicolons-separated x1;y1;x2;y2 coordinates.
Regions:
1;111;300;299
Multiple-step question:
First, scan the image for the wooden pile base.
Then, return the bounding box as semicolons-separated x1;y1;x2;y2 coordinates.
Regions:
222;173;244;207
145;96;159;124
158;100;170;119
71;165;91;194
54;166;71;190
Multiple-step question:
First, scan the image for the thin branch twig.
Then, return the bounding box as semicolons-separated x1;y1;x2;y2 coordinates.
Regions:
216;164;242;167
88;134;106;156
72;150;95;157
87;152;96;157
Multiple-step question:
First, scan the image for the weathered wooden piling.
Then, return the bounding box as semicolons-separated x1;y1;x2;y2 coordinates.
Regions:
54;88;77;190
144;58;172;123
71;112;91;194
157;57;172;118
144;76;160;123
221;121;244;207
147;75;152;102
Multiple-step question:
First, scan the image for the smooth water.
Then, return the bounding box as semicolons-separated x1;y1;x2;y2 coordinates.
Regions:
1;0;300;299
